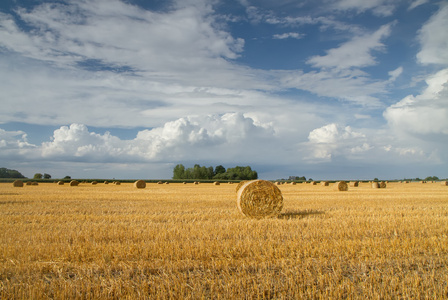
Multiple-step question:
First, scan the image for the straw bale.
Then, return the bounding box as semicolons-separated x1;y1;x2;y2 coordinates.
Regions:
13;180;23;187
134;180;146;189
311;181;316;185
321;181;329;186
70;180;79;186
379;181;387;188
91;181;98;185
104;181;109;184
165;182;169;184
290;182;296;185
441;181;448;186
157;181;163;184
26;181;32;186
31;182;38;185
236;180;283;218
349;181;359;187
334;181;348;191
214;181;220;185
235;181;248;192
57;181;64;185
114;181;121;185
372;182;380;188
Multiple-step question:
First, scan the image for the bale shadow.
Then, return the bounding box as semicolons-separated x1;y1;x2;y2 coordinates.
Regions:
278;209;325;219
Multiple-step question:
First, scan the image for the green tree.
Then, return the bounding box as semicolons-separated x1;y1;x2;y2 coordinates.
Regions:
64;176;71;179
33;173;43;179
0;168;26;178
43;173;51;179
172;164;185;179
214;165;226;176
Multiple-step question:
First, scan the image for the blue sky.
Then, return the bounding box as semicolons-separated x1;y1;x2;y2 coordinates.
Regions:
0;0;447;180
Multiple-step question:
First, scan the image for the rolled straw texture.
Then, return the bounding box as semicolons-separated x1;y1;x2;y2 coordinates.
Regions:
349;181;359;187
57;181;64;185
13;180;23;187
334;181;348;191
70;180;79;186
134;180;146;189
372;182;380;189
441;181;448;186
321;181;329;186
235;181;248;193
379;181;387;188
236;180;283;218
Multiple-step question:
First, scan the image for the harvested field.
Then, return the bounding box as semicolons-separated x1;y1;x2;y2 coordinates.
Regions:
0;181;447;299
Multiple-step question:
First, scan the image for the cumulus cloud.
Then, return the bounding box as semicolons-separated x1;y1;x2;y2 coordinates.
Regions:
384;68;448;136
388;66;403;82
331;0;397;17
273;32;304;39
416;3;448;65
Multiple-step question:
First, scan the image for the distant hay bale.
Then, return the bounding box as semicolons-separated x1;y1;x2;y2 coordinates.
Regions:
57;181;64;185
372;182;380;189
311;181;316;185
91;181;98;185
70;180;79;186
164;182;169;184
26;181;32;186
379;181;387;188
194;181;199;185
214;181;220;185
290;182;296;185
236;180;283;218
321;181;329;186
183;182;187;184
157;181;163;184
349;181;359;187
104;181;109;184
114;181;121;185
334;181;348;191
235;181;248;192
441;181;447;186
31;182;38;186
134;180;146;189
275;182;281;185
13;180;23;187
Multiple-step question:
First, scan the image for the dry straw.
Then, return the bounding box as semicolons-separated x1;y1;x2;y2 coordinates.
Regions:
91;181;98;185
321;181;329;186
157;181;163;184
236;180;283;218
349;181;359;187
214;182;220;185
311;181;316;185
235;181;248;192
334;181;348;191
372;182;380;188
441;181;448;186
13;180;23;187
134;180;146;189
104;181;109;184
114;181;121;185
70;180;79;186
31;182;38;186
57;181;64;185
26;182;32;186
379;181;387;188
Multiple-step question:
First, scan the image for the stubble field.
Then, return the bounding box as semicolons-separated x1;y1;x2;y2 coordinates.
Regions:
1;181;447;299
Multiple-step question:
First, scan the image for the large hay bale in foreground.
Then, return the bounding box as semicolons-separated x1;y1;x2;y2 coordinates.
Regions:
236;180;283;218
70;180;79;186
334;181;348;191
349;181;359;187
379;181;387;188
13;180;23;187
235;181;248;192
134;180;146;189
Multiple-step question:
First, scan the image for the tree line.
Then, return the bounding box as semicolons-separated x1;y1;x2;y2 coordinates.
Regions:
172;164;258;180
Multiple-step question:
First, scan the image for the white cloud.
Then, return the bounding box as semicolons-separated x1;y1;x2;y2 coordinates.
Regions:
384;68;448;136
331;0;397;17
273;32;304;39
409;0;429;10
388;66;403;82
416;4;448;65
307;23;393;70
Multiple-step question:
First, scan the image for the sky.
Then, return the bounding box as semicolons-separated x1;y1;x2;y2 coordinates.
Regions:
0;0;447;180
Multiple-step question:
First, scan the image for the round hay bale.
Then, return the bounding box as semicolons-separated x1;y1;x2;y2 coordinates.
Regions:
311;181;316;185
31;182;38;186
13;180;24;187
194;181;199;185
334;181;348;191
349;181;359;187
70;180;79;186
134;180;146;189
237;180;283;218
183;182;187;184
372;182;380;188
157;181;163;184
321;181;329;186
91;181;98;185
26;181;32;186
235;181;248;192
290;182;296;185
57;181;64;185
213;181;220;185
114;181;121;185
104;181;109;184
379;181;387;188
441;181;447;186
164;182;169;185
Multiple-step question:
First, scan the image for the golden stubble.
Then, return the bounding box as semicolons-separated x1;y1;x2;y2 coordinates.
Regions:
1;182;447;299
